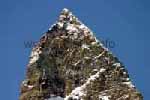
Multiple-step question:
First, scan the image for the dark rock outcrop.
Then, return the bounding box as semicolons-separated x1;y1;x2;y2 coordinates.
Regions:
20;8;143;100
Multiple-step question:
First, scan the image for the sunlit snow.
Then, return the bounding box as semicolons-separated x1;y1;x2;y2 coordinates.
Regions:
46;96;64;100
65;68;106;100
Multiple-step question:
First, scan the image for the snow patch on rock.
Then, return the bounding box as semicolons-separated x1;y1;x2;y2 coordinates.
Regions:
122;81;135;88
65;68;106;100
113;63;121;67
46;96;64;100
99;95;110;100
81;44;90;49
29;47;42;64
66;24;78;33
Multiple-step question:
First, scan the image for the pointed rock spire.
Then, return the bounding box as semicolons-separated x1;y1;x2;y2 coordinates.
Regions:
20;8;143;100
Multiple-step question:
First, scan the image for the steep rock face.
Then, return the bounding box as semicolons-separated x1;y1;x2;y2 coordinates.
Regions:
20;8;143;100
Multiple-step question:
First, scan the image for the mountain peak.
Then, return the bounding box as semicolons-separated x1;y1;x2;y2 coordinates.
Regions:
20;9;143;100
48;8;96;43
61;8;70;14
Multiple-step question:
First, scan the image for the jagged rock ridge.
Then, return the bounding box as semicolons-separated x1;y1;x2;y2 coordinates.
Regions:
20;8;143;100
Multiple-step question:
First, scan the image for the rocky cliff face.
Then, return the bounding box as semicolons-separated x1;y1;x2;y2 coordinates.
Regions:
20;8;143;100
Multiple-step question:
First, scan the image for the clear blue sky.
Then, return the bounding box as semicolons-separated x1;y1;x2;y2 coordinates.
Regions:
0;0;150;100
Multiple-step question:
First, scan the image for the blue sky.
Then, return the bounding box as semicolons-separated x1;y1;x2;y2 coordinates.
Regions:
0;0;150;100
